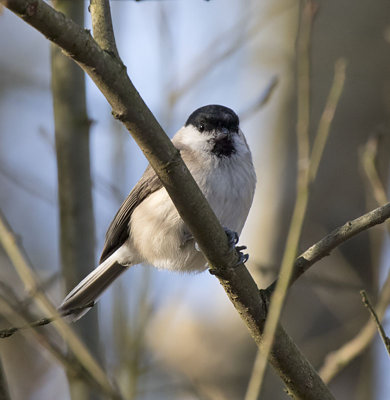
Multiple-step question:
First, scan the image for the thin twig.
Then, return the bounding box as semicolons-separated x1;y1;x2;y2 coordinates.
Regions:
360;290;390;355
245;2;318;398
309;58;347;181
295;0;313;178
360;135;390;234
360;136;389;206
0;302;95;339
0;159;55;205
0;316;54;339
319;151;390;383
265;203;390;290
168;2;294;106
239;76;279;121
168;4;257;106
0;295;121;395
50;5;102;399
0;210;124;400
318;267;390;383
318;138;390;383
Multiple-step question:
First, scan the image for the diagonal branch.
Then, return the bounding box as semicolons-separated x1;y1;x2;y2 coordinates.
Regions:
266;202;390;294
318;137;390;383
319;269;390;383
360;290;390;356
0;294;119;396
245;14;346;400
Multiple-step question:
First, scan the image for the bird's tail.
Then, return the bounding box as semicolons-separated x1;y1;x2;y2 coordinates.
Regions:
58;249;129;321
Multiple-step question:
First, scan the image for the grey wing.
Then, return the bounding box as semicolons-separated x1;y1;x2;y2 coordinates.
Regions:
99;165;163;263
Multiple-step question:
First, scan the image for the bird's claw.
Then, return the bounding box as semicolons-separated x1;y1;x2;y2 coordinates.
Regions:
190;228;250;267
224;229;249;267
208;231;249;276
235;246;249;266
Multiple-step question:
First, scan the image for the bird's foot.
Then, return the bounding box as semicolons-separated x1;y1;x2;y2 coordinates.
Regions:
224;227;239;247
224;228;249;266
235;245;249;265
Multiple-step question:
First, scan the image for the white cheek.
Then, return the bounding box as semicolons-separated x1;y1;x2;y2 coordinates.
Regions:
172;126;211;155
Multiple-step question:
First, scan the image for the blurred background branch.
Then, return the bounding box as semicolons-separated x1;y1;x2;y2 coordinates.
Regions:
360;290;390;356
246;4;317;394
0;294;114;396
245;2;346;397
0;210;124;400
319;143;390;384
318;271;390;384
239;76;279;121
51;0;101;398
360;135;390;233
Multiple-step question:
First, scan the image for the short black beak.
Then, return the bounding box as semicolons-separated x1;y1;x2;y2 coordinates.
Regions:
215;127;231;141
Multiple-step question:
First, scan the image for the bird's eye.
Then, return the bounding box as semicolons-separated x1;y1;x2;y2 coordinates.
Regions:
199;123;205;132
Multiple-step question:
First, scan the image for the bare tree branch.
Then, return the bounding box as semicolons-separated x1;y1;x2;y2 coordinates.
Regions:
245;5;345;398
262;203;390;301
360;135;390;233
50;2;101;398
318;141;390;384
0;210;124;400
317;269;390;384
360;290;390;355
239;76;279;121
168;2;295;106
245;2;315;396
309;58;346;182
0;294;125;398
288;203;390;286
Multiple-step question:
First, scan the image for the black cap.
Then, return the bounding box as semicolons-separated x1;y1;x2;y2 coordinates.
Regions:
185;105;239;133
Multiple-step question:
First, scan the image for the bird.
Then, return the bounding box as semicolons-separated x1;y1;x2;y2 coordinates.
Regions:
59;105;256;320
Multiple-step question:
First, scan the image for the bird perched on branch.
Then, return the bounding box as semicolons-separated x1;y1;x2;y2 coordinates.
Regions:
59;105;256;320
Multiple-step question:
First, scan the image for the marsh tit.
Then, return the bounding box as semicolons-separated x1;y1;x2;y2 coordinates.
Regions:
59;105;256;320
